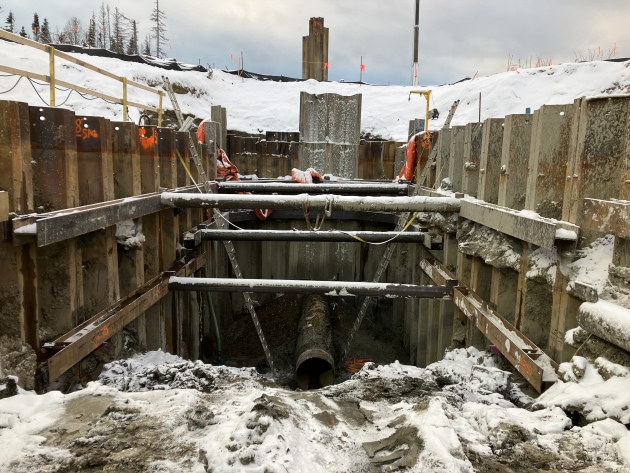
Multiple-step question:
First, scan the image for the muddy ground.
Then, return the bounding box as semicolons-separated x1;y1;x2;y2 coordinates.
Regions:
219;294;409;378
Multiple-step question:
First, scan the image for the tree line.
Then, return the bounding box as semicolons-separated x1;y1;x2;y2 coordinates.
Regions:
0;1;169;58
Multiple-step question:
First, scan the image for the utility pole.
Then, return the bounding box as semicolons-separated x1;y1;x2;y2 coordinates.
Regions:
412;0;420;86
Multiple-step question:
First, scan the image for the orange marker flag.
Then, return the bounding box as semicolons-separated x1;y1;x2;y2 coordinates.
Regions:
230;53;233;60
360;63;365;72
323;62;330;69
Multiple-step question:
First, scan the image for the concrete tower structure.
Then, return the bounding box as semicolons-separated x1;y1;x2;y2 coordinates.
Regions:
302;17;329;82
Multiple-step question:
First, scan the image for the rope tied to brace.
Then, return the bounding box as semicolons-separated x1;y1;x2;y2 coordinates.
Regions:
302;199;327;231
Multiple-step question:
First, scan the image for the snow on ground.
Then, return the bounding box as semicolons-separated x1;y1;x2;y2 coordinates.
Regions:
2;348;630;472
1;41;630;141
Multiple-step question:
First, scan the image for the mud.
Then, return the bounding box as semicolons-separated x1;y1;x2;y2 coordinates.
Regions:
0;335;37;390
457;221;522;271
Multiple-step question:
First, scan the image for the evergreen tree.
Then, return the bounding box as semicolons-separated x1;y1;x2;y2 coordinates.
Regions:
5;10;15;33
87;15;96;47
97;2;108;48
110;7;126;53
19;25;27;37
142;34;151;56
40;17;51;43
127;19;139;55
150;0;167;58
31;13;40;41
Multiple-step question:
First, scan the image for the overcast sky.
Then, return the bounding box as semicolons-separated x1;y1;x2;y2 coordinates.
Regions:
2;0;629;86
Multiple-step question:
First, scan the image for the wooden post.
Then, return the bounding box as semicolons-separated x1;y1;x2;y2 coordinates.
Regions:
112;121;146;348
29;106;82;340
0;101;36;351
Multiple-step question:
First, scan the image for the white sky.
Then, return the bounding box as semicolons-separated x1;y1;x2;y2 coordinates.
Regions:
1;0;629;85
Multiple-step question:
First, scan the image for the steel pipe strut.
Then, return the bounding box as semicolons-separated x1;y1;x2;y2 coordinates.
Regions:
168;277;452;299
295;295;335;390
217;181;409;195
199;229;425;243
161;192;461;213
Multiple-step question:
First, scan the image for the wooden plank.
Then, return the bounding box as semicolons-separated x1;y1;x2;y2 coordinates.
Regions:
46;253;207;381
582;198;630;238
0;29;49;52
0;64;48;83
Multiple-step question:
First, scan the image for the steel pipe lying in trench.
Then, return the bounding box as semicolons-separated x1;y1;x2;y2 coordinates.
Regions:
168;277;453;299
216;181;410;195
198;229;426;243
161;192;461;213
295;294;336;390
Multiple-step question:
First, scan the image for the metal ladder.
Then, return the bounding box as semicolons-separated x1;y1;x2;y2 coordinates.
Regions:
163;76;276;374
339;99;460;367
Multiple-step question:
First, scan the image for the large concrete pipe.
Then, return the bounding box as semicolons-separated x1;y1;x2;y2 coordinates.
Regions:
577;300;630;352
160;192;461;213
295;295;336;390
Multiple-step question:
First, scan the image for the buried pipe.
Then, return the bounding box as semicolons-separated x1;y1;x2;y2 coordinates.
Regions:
161;192;461;213
295;294;335;390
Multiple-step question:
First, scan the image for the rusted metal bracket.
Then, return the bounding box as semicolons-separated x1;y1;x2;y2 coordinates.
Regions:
420;257;558;393
43;252;207;382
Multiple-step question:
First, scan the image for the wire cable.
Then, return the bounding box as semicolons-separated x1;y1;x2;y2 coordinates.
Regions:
0;75;24;94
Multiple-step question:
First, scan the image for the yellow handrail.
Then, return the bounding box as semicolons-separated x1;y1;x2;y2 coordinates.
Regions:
0;29;164;120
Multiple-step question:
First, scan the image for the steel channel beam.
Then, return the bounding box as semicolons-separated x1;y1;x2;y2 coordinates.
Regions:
161;192;461;213
217;181;409;195
169;276;452;299
198;229;425;243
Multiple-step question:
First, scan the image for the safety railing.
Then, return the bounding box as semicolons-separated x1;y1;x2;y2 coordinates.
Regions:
0;29;163;125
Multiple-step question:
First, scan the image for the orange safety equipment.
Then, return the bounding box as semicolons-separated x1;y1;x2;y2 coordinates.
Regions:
196;118;213;144
396;134;418;182
291;167;324;184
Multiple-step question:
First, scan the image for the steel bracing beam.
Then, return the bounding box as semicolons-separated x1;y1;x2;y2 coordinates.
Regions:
420;257;558;393
44;252;207;382
168;276;453;299
196;229;425;243
217;181;410;195
161;192;461;213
